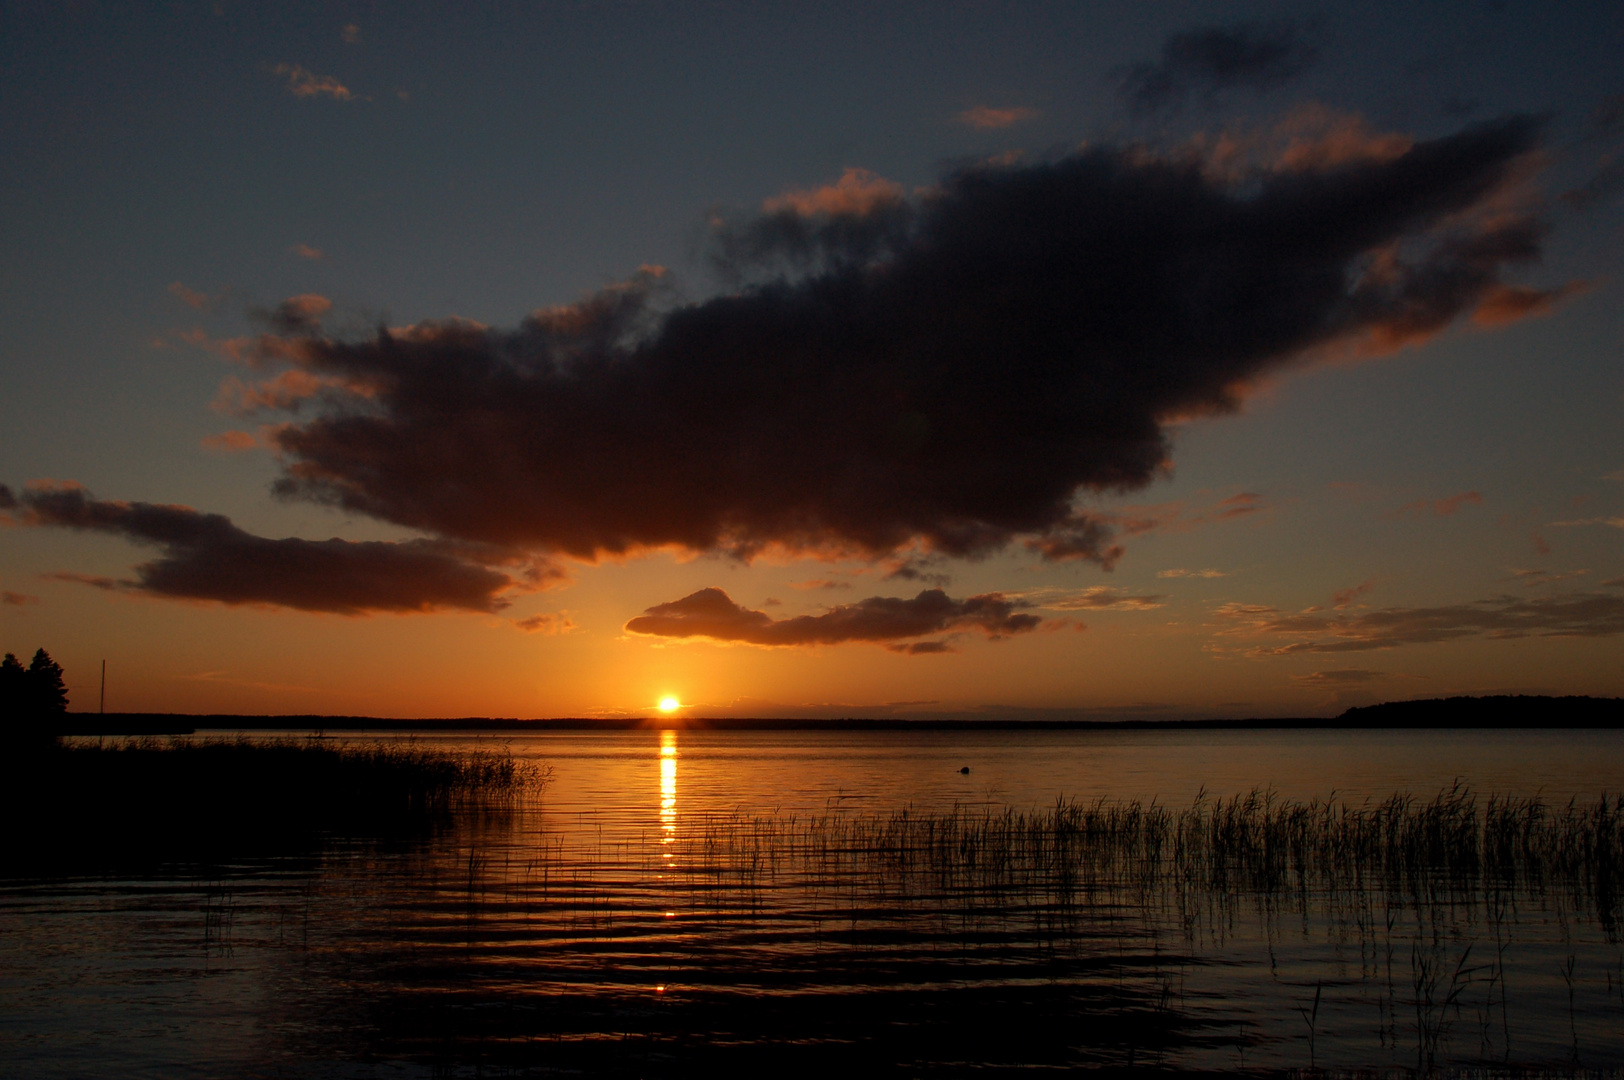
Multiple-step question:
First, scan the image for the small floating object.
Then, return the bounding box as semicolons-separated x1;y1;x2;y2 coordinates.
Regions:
959;766;970;774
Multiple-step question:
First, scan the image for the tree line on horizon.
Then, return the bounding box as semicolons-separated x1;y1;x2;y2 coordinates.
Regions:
2;649;68;744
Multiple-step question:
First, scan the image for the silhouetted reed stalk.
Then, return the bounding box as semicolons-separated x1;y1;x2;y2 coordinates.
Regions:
672;788;1624;936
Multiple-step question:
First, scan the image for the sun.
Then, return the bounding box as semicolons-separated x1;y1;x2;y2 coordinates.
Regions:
658;696;681;713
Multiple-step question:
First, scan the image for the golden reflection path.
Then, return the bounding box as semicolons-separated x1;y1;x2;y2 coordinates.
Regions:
657;730;678;943
659;729;676;855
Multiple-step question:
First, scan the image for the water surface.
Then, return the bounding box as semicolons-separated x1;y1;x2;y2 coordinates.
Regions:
4;727;1622;1077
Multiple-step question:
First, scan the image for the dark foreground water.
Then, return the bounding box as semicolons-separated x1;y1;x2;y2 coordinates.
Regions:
4;728;1624;1077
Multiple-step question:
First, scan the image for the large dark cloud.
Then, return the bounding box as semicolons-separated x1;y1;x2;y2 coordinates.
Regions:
8;485;536;615
1116;20;1319;113
213;118;1546;567
1217;592;1624;654
624;587;1040;648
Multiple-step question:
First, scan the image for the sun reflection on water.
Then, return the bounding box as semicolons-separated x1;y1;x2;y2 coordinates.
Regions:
659;730;677;854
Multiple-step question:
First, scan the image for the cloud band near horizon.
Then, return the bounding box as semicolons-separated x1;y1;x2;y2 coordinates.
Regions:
624;587;1040;650
2;484;543;615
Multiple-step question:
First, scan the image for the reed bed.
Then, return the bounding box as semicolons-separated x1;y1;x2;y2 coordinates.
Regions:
673;787;1624;935
0;735;546;867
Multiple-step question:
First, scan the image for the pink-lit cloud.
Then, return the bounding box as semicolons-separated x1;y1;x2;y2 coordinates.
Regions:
956;105;1038;130
200;430;261;453
266;63;352;101
761;167;905;218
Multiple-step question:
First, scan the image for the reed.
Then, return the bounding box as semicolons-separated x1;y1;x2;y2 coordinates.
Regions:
1;735;546;867
674;787;1624;931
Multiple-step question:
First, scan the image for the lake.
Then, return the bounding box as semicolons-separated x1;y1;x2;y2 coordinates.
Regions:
3;727;1623;1077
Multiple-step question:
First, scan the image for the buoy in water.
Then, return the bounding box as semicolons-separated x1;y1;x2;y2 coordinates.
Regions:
959;766;970;774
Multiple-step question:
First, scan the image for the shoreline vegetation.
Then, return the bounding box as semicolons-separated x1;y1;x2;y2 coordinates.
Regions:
44;693;1624;735
0;736;546;868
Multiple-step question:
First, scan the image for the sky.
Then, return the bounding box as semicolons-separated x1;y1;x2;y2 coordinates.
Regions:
2;1;1621;720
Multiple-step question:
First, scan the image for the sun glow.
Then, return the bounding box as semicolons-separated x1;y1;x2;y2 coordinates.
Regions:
658;695;680;713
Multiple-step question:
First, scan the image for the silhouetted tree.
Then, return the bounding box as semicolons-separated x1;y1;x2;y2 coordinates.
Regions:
28;649;68;714
0;653;24;709
1;647;66;747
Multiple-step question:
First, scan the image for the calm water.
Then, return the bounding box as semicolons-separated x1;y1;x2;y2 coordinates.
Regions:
4;727;1624;1077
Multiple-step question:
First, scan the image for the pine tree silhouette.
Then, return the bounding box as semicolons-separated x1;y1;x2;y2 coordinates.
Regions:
27;649;68;714
2;648;66;746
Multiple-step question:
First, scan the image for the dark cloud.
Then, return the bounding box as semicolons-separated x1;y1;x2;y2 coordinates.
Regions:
513;612;574;634
196;119;1547;569
1117;20;1318;114
8;484;543;615
886;640;954;655
624;587;1040;648
1216;592;1624;654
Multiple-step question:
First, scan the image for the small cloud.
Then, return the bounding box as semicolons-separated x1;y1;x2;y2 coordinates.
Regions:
1157;568;1228;579
1332;579;1375;609
956;105;1038;130
341;23;361;44
290;243;325;262
1390;491;1482;519
514;612;575;634
1028;586;1165;611
1103;492;1273;540
761;167;905;218
1507;568;1590;587
762;596;782;607
395;89;410;102
200;430;261;453
167;282;219;310
1;591;39;606
1292;668;1384;686
1548;516;1624;529
1473;281;1588;326
266;63;353;101
248;293;332;335
790;578;852;591
1603;578;1624;589
42;571;123;591
882;555;950;587
1116;19;1318;114
886;640;955;655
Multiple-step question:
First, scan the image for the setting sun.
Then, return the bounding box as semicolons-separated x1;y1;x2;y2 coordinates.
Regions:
658;696;681;713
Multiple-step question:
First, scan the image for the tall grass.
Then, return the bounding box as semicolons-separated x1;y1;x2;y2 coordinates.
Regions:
673;787;1624;934
1;736;546;868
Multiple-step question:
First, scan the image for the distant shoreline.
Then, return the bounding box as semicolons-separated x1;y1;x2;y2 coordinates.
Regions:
53;695;1624;735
